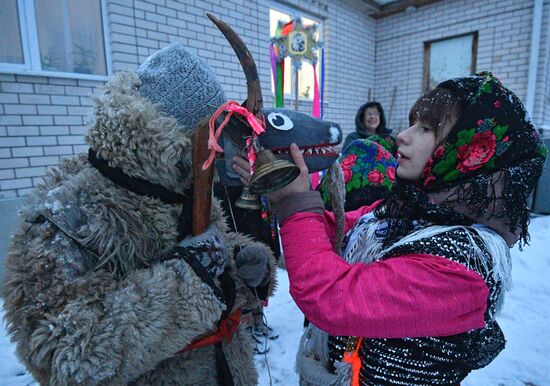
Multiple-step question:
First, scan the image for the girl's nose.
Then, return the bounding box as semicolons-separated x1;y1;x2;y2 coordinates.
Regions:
397;127;410;146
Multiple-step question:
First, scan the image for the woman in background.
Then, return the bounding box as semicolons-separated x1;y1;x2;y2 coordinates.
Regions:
342;101;397;155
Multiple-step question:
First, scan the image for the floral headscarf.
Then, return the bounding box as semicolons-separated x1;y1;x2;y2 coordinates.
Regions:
318;139;397;211
377;72;547;246
366;134;398;157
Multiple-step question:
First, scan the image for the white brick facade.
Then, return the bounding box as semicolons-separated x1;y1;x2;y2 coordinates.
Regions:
374;0;550;132
1;0;548;198
0;0;374;198
0;73;101;198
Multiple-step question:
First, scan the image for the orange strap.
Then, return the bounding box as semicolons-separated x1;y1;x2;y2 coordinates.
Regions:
342;337;363;386
175;309;242;354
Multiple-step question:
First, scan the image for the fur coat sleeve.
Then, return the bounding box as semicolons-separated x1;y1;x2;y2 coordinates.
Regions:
1;161;230;385
3;222;226;385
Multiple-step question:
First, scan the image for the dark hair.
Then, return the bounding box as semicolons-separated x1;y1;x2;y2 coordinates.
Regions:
363;101;383;116
361;101;387;134
408;88;461;141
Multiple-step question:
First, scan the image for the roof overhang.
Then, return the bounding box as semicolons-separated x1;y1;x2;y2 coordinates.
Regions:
362;0;442;19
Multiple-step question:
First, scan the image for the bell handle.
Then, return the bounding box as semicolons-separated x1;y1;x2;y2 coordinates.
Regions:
235;186;261;210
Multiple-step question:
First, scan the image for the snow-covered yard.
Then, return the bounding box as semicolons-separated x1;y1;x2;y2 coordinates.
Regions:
2;215;550;385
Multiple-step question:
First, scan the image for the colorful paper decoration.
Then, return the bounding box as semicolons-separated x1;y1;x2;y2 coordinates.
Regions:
272;18;320;69
270;18;324;118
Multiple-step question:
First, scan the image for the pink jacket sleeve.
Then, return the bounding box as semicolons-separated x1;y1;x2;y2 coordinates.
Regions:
280;210;489;339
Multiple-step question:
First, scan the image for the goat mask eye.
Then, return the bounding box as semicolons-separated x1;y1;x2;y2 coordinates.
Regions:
267;112;293;131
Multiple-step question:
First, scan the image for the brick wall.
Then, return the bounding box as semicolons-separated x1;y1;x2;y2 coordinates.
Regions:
373;0;550;133
536;0;550;132
2;0;548;199
118;0;375;136
0;74;103;198
541;1;550;131
0;0;374;198
322;0;376;135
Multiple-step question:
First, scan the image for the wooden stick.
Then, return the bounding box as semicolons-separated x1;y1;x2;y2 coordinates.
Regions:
192;121;215;235
388;85;397;129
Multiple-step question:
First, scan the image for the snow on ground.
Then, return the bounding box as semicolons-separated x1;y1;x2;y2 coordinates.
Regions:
0;305;35;386
2;216;550;385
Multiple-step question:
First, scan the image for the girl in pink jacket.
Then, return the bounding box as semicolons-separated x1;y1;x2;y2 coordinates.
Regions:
233;72;547;385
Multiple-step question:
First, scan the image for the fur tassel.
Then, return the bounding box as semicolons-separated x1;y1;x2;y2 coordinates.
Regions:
472;224;512;291
333;359;353;386
472;224;512;313
295;325;336;386
327;162;346;254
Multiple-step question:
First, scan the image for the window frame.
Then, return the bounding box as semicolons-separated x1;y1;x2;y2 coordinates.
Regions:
423;32;478;91
0;0;111;80
268;1;323;101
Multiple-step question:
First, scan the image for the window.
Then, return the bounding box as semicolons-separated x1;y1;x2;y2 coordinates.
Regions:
269;6;322;100
0;0;110;78
0;1;25;65
423;33;477;90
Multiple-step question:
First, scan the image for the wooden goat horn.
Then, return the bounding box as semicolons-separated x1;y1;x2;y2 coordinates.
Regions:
207;13;263;117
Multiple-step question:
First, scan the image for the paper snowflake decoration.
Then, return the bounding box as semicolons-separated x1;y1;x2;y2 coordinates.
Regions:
271;18;321;70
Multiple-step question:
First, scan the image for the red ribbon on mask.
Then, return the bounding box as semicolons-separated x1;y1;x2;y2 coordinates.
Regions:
202;101;265;174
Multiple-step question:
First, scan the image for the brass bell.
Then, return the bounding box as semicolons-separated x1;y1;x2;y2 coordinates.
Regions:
235;186;261;210
249;149;300;194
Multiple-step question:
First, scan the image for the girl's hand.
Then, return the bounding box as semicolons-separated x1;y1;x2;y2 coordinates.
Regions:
232;143;311;203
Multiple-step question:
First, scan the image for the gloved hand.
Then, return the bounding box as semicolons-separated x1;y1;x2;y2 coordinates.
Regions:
234;244;271;288
178;225;227;277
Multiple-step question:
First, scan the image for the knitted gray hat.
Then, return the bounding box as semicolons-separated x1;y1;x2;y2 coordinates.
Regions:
137;42;226;131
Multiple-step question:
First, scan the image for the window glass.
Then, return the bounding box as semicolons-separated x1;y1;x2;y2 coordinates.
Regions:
269;8;321;100
34;0;107;75
427;34;475;90
0;0;24;64
298;16;320;99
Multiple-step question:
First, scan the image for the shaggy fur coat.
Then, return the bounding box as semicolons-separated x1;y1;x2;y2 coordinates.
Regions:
2;73;276;385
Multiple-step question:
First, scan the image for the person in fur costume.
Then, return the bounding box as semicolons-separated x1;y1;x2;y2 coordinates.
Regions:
234;72;547;385
2;41;276;385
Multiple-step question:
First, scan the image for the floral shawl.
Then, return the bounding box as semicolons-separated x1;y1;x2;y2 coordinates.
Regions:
366;134;398;156
318;139;397;211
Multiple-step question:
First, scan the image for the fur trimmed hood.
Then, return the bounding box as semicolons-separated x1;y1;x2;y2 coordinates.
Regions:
86;72;198;195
